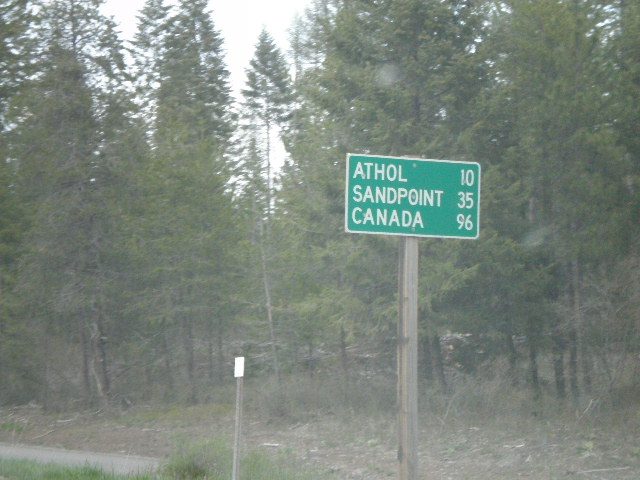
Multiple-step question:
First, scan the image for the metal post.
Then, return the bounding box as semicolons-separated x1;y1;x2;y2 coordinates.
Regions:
398;237;419;480
232;357;245;480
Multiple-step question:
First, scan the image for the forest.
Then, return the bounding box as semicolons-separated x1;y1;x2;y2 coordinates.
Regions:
0;0;638;414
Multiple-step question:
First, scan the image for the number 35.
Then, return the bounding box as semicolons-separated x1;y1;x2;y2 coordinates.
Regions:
457;192;474;209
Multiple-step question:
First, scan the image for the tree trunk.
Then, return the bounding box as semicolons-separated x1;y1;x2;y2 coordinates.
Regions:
572;258;593;395
0;310;4;394
307;338;315;376
504;327;518;387
81;324;92;403
431;335;448;394
552;334;567;400
205;316;223;386
207;320;214;385
527;317;541;402
217;318;225;384
182;316;197;404
42;330;52;413
259;231;280;384
161;321;175;401
569;256;582;403
568;325;579;404
340;324;349;380
95;319;111;401
89;318;110;408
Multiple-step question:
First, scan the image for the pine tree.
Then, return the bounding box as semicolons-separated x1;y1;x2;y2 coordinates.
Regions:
0;0;32;402
5;0;139;408
131;0;171;133
241;29;293;207
0;0;31;124
236;29;294;382
309;0;487;156
614;0;640;182
278;0;489;384
157;0;233;148
130;0;239;402
469;0;635;401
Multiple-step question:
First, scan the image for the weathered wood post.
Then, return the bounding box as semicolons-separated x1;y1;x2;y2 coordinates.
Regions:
398;236;419;480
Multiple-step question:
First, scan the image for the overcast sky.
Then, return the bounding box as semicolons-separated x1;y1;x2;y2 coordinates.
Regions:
101;0;310;96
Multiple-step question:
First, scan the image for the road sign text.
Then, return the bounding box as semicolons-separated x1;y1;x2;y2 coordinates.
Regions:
345;154;480;239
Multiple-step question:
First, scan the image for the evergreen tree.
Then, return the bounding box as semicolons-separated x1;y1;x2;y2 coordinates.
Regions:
468;0;635;400
614;0;640;186
241;28;293;176
308;0;487;156
157;0;234;148
278;0;490;383
131;0;171;133
237;29;294;382
0;0;32;403
130;0;239;402
0;0;31;124
4;0;140;408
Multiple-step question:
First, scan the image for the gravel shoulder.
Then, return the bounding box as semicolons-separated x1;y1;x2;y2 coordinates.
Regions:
0;443;159;476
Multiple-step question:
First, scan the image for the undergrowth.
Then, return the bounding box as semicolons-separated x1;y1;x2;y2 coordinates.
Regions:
163;437;324;480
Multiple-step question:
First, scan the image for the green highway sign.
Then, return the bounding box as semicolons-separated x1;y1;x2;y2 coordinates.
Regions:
345;154;481;239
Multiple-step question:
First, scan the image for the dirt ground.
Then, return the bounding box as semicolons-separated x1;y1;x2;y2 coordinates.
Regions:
1;402;639;479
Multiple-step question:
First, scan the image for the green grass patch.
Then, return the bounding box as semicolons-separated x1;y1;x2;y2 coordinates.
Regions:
0;422;24;433
163;437;325;480
0;458;155;480
241;449;318;480
164;438;231;479
0;437;326;480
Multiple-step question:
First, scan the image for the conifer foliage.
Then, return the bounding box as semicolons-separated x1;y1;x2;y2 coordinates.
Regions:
0;0;638;409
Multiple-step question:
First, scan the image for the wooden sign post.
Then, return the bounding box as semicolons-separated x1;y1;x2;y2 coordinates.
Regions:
345;153;481;480
398;236;419;480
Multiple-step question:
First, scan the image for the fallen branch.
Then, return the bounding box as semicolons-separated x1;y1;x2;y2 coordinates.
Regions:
31;430;55;440
576;466;630;475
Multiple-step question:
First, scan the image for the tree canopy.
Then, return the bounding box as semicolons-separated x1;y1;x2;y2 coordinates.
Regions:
0;0;638;410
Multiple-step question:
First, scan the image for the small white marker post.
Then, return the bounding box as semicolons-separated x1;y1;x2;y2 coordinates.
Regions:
232;357;245;480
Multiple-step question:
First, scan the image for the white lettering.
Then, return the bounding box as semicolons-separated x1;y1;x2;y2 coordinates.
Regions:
363;162;373;178
387;164;397;181
398;164;408;182
352;184;363;202
387;187;396;204
354;162;411;181
414;211;424;229
352;207;362;224
363;208;374;224
351;207;425;230
434;190;443;206
402;211;412;227
362;186;374;203
350;185;444;207
389;210;400;226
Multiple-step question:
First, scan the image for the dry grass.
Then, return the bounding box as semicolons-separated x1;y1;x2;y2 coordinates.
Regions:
1;373;639;479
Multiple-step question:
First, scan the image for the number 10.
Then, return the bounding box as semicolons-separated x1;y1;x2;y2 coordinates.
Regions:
461;169;475;186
